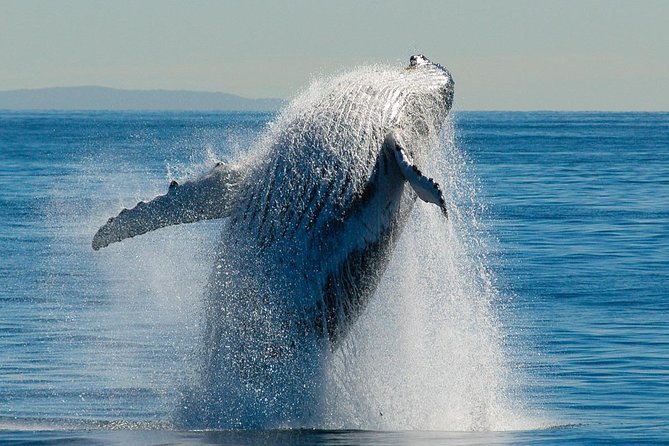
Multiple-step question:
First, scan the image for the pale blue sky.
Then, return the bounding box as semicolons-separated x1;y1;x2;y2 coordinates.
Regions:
1;0;668;110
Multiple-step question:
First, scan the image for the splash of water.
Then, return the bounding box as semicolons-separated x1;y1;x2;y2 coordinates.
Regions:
78;67;533;431
323;120;520;430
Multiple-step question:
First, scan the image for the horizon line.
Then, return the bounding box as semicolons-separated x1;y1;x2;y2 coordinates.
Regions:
1;108;667;113
0;84;285;101
0;86;667;113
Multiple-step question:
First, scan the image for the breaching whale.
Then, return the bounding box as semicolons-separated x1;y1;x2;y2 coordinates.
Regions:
93;55;455;426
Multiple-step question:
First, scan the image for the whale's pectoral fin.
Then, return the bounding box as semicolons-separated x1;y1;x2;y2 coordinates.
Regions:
92;161;242;250
391;139;448;218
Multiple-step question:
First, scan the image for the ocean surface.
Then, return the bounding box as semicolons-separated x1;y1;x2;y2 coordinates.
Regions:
0;110;667;444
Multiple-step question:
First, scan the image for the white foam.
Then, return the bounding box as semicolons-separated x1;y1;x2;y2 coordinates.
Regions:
75;66;542;431
320;122;531;430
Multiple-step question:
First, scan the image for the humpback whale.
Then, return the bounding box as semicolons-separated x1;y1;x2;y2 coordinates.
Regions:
93;55;455;426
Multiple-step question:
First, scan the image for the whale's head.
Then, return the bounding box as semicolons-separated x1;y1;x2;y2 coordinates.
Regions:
271;55;454;165
405;54;455;119
406;54;455;112
393;55;455;157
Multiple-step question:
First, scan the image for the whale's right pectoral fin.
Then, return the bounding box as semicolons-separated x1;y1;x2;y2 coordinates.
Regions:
390;138;448;218
92;162;242;250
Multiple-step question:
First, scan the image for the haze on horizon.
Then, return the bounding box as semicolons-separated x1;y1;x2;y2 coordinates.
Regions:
1;0;668;111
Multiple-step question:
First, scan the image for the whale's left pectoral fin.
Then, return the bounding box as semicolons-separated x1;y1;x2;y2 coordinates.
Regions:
92;162;242;250
393;142;448;218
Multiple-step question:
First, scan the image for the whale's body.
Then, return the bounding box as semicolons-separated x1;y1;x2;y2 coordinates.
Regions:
93;55;454;426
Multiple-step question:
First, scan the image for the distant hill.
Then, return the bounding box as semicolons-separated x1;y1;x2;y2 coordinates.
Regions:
0;86;285;111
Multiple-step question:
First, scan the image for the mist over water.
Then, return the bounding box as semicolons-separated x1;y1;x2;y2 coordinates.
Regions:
114;67;521;430
322;121;523;431
31;70;528;431
80;116;525;430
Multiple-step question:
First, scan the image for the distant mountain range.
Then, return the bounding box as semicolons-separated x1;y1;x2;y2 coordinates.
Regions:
0;86;285;111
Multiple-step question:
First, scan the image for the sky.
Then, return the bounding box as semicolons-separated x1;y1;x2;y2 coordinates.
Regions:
1;0;668;110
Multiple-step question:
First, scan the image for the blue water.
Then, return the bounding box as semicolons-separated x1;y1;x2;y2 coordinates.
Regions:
0;111;667;444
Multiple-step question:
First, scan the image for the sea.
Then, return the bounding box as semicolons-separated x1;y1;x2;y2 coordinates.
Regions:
0;110;667;445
